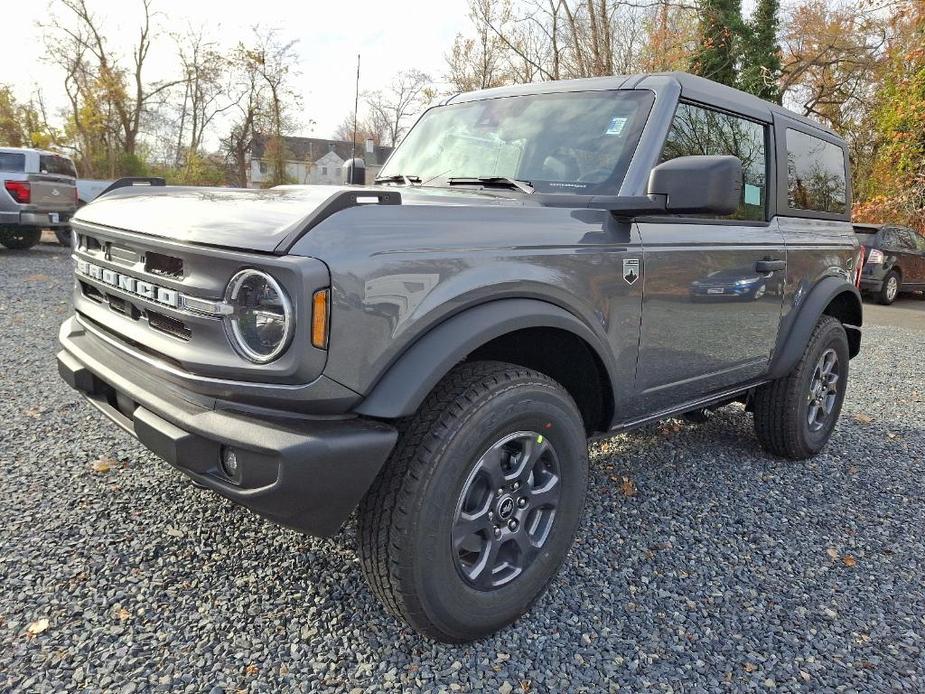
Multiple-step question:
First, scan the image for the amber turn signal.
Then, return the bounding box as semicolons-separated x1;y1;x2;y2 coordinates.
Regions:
311;289;330;349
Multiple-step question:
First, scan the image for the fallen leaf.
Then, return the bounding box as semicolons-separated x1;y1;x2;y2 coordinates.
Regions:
842;554;857;567
245;664;259;676
886;432;898;439
116;608;130;621
848;465;859;475
26;618;49;636
620;476;637;497
23;407;42;418
91;458;116;474
24;273;49;282
799;671;811;682
826;548;838;560
744;661;757;673
166;527;185;538
852;413;873;424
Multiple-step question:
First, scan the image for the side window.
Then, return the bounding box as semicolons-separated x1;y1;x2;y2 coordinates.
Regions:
786;129;847;214
660;102;768;221
896;229;914;250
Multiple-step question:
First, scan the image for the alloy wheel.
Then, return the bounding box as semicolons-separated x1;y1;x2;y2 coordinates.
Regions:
886;275;899;302
452;431;560;590
807;348;840;432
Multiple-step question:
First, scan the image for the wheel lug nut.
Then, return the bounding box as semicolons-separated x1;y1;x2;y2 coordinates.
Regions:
512;481;520;490
494;526;502;539
497;488;504;497
517;497;527;508
487;511;494;521
508;519;518;531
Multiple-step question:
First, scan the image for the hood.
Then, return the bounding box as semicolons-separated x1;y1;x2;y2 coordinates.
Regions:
74;184;528;254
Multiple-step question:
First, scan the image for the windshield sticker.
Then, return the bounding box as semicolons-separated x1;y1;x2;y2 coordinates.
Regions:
744;183;761;206
605;117;627;135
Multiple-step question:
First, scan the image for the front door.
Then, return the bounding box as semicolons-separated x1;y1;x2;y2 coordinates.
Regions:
632;102;785;414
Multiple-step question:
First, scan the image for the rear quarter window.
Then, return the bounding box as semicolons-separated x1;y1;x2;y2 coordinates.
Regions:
0;152;26;172
39;154;77;178
786;129;847;214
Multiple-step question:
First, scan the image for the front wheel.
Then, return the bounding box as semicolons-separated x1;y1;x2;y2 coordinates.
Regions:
753;316;850;459
0;227;42;250
357;361;589;642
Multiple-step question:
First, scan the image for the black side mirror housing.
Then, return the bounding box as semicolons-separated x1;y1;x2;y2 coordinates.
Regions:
647;155;743;216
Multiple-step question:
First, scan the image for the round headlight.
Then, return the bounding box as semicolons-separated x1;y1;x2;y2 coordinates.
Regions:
225;270;294;363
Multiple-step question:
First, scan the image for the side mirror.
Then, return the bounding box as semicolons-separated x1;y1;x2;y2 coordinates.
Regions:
646;155;742;216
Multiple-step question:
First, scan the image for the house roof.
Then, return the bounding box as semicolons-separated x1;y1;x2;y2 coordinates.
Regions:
252;135;393;166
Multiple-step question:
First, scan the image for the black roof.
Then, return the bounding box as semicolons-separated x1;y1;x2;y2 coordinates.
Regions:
445;72;840;139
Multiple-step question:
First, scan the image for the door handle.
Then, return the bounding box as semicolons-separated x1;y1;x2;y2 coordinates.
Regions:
755;259;786;273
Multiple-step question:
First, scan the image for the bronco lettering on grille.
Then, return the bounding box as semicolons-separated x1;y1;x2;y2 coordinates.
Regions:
76;259;179;309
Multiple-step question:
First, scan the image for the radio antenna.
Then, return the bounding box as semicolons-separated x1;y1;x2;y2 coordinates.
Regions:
352;53;360;159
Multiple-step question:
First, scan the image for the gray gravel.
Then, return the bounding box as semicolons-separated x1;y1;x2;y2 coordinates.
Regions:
2;242;924;692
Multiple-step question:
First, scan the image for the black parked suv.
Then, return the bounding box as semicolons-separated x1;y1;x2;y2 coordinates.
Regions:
58;73;863;642
856;223;925;304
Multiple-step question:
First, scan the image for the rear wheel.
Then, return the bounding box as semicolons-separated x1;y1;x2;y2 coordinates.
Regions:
878;270;900;305
357;361;588;642
0;227;42;250
753;316;849;459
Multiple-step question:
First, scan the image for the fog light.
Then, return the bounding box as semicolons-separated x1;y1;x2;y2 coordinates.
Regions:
220;447;240;479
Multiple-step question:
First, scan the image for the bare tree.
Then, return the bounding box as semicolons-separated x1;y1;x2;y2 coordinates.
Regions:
364;70;434;147
334;114;386;147
221;29;302;188
173;26;233;165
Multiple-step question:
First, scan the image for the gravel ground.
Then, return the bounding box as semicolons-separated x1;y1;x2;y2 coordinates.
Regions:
2;242;924;692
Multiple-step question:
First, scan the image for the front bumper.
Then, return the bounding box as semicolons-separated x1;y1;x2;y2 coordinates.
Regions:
58;317;398;537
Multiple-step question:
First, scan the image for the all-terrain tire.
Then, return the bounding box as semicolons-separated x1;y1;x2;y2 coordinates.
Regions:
753;315;849;459
0;227;42;250
357;360;589;642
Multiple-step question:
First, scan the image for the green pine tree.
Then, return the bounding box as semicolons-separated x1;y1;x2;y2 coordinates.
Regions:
740;0;782;102
691;0;743;87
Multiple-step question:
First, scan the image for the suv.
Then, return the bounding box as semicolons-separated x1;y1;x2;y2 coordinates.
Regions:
855;223;925;304
0;147;77;250
58;73;862;642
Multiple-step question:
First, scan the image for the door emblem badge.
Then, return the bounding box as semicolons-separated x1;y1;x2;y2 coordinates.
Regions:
623;258;640;285
51;188;60;196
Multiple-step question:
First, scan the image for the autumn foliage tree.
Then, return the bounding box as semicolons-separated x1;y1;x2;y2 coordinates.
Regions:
854;1;925;231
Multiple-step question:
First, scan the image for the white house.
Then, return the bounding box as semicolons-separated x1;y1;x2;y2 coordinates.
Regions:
247;136;393;188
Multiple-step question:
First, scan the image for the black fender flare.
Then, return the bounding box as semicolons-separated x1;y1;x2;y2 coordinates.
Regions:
354;298;616;419
768;277;862;380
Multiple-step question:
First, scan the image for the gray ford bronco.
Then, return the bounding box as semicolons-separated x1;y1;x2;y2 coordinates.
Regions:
58;73;862;642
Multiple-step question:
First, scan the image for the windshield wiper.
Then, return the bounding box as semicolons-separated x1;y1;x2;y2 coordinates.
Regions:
374;174;421;186
446;176;534;194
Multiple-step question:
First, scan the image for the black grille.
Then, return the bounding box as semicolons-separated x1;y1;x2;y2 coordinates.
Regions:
147;310;191;341
144;251;183;278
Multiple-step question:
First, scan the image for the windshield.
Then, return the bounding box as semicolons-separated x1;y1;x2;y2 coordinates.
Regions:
380;90;654;195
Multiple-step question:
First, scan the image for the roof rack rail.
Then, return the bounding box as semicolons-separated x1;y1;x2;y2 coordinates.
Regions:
99;177;167;198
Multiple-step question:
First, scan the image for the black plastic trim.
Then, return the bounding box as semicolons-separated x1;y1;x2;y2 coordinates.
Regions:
768;277;862;379
58;346;398;537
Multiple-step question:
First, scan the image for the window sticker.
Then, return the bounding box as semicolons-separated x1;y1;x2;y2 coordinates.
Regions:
744;183;761;206
605;117;627;135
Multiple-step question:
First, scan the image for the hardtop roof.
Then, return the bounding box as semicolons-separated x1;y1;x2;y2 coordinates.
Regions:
0;146;74;159
445;71;842;141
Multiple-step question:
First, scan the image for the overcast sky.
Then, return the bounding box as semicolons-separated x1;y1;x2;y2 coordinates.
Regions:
2;0;469;141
